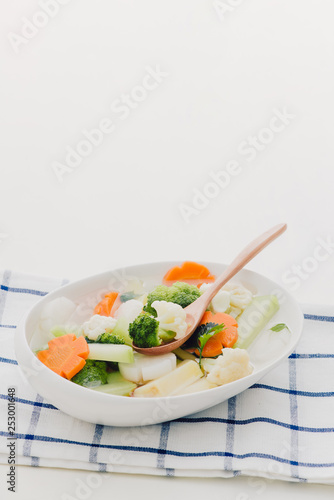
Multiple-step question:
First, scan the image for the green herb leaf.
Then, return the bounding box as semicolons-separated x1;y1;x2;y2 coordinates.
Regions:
270;323;290;333
198;332;214;350
207;323;226;334
197;322;225;368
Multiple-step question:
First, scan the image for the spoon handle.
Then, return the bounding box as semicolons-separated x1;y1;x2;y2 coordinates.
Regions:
189;223;287;313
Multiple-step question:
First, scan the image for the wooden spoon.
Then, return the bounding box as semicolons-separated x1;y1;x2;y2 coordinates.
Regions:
133;223;287;356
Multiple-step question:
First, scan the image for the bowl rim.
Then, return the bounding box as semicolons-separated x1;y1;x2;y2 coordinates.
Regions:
15;260;304;404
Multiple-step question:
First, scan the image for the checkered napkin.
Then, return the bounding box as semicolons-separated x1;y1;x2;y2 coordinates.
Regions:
1;270;334;484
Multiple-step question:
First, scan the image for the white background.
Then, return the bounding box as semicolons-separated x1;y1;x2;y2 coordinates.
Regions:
1;0;334;498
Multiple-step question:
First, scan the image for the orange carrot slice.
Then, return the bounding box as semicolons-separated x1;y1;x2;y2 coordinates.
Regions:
199;311;237;329
39;345;73;376
201;336;223;357
71;336;90;359
37;333;89;380
94;292;118;316
163;261;215;285
36;349;51;364
110;293;122;316
47;333;76;351
194;311;239;357
218;326;238;348
61;355;86;380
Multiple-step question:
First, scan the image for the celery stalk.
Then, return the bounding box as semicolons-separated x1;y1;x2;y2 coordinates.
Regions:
233;295;279;349
87;343;134;364
93;372;137;396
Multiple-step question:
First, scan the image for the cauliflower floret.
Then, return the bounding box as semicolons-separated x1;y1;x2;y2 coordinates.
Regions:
222;283;253;310
151;300;188;340
80;314;117;341
207;348;253;386
199;284;230;313
114;299;143;324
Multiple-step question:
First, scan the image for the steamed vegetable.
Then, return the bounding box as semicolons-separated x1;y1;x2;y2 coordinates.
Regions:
37;334;89;379
119;352;176;383
200;357;217;373
199;283;230;313
112;317;133;346
94;292;118;316
233;295;279;349
175;377;218;395
200;312;238;349
80;315;117;341
151;300;188;339
270;323;290;333
88;331;125;345
222;283;253;310
72;360;108;387
163;261;215;285
129;313;161;347
93;372;137;396
144;281;201;316
133;360;203;398
206;348;253;385
186;312;238;359
129;313;176;348
110;293;122;316
196;322;226;366
114;299;144;323
87;343;134;364
173;348;196;361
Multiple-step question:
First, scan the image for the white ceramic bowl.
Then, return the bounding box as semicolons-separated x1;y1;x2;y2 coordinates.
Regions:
15;261;304;427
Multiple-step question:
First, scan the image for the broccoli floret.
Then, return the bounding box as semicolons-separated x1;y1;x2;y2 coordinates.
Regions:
143;285;169;315
96;332;125;344
144;281;200;316
71;360;108;387
169;281;201;309
128;313;176;348
129;313;162;348
85;332;125;344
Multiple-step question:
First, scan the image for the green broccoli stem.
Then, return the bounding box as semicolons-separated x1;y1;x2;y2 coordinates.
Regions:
158;328;176;343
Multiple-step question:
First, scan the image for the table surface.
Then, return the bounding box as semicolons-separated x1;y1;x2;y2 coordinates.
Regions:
1;0;334;497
